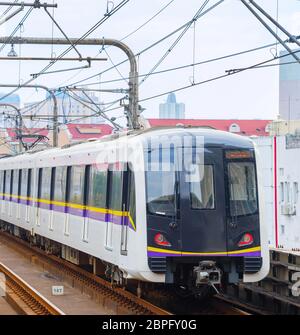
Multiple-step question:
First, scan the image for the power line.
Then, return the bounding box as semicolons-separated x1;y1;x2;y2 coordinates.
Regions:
139;0;211;85
0;0;130;103
67;0;225;88
55;0;177;89
0;6;33;53
69;40;286;88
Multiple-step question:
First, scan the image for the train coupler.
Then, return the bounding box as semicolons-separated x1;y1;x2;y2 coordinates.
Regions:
193;261;221;293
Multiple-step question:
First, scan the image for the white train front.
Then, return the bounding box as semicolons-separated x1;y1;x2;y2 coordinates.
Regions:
0;127;269;292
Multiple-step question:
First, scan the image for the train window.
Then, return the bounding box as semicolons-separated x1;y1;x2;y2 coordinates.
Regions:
27;169;32;198
69;166;85;205
40;168;52;200
88;165;107;208
3;171;5;196
5;170;11;196
129;169;136;227
146;148;176;217
18;170;22;197
228;162;258;217
54;166;67;202
0;171;3;194
109;169;123;211
12;170;19;195
20;169;28;197
190;165;215;210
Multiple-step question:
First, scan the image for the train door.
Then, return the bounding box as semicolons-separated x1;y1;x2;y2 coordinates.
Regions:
49;168;55;231
0;171;3;219
36;168;42;226
26;169;32;223
82;166;90;242
106;164;123;251
179;148;227;254
8;170;13;218
1;171;7;215
17;170;21;220
64;166;72;236
120;166;135;255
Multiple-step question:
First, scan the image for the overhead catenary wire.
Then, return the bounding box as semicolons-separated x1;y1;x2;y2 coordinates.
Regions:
67;0;225;88
69;39;293;88
139;0;211;85
0;0;130;103
56;0;177;88
59;48;300;126
0;0;19;20
0;5;34;53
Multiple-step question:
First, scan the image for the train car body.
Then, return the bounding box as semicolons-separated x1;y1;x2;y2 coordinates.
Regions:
0;127;269;290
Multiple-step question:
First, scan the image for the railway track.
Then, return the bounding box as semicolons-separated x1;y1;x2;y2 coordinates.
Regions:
0;231;171;315
0;231;260;316
0;262;64;315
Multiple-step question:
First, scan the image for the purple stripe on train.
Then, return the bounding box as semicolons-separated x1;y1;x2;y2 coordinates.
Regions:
52;204;66;213
3;197;136;231
86;210;106;222
67;207;84;217
147;250;261;258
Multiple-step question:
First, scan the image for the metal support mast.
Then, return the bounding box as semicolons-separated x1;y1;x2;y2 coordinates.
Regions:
0;37;142;129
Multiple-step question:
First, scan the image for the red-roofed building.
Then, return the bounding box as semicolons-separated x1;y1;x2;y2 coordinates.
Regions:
66;124;114;143
147;119;272;137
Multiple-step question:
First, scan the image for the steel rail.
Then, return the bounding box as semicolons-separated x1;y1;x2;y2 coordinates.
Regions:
0;262;64;315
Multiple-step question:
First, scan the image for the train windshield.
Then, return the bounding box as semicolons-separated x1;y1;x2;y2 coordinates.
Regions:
146;148;176;217
228;162;258;217
190;165;215;209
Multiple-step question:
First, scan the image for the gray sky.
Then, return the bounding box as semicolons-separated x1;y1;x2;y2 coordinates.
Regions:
0;0;299;123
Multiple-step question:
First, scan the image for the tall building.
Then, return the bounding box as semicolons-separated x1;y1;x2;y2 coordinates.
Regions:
159;93;185;119
279;49;300;120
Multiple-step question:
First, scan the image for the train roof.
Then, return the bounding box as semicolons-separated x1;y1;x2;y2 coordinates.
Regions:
0;126;254;169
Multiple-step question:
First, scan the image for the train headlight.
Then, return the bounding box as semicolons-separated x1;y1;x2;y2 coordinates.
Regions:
238;233;254;247
154;233;171;247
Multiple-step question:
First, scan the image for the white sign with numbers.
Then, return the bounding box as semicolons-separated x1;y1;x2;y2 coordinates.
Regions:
52;286;64;296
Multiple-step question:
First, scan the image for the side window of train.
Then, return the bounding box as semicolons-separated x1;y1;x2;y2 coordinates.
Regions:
37;169;42;200
89;164;108;209
18;170;22;198
54;166;67;203
190;165;215;210
21;169;28;197
128;168;136;228
69;165;85;205
0;170;3;196
3;171;6;196
40;167;52;200
0;170;4;198
5;170;11;197
27;169;32;198
108;165;123;211
12;169;19;196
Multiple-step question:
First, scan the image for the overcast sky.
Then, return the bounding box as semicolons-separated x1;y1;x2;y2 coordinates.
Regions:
0;0;299;123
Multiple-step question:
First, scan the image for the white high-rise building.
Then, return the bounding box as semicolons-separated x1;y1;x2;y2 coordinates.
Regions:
279;49;300;120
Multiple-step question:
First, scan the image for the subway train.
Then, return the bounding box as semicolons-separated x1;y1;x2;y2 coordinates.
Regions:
0;127;269;293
